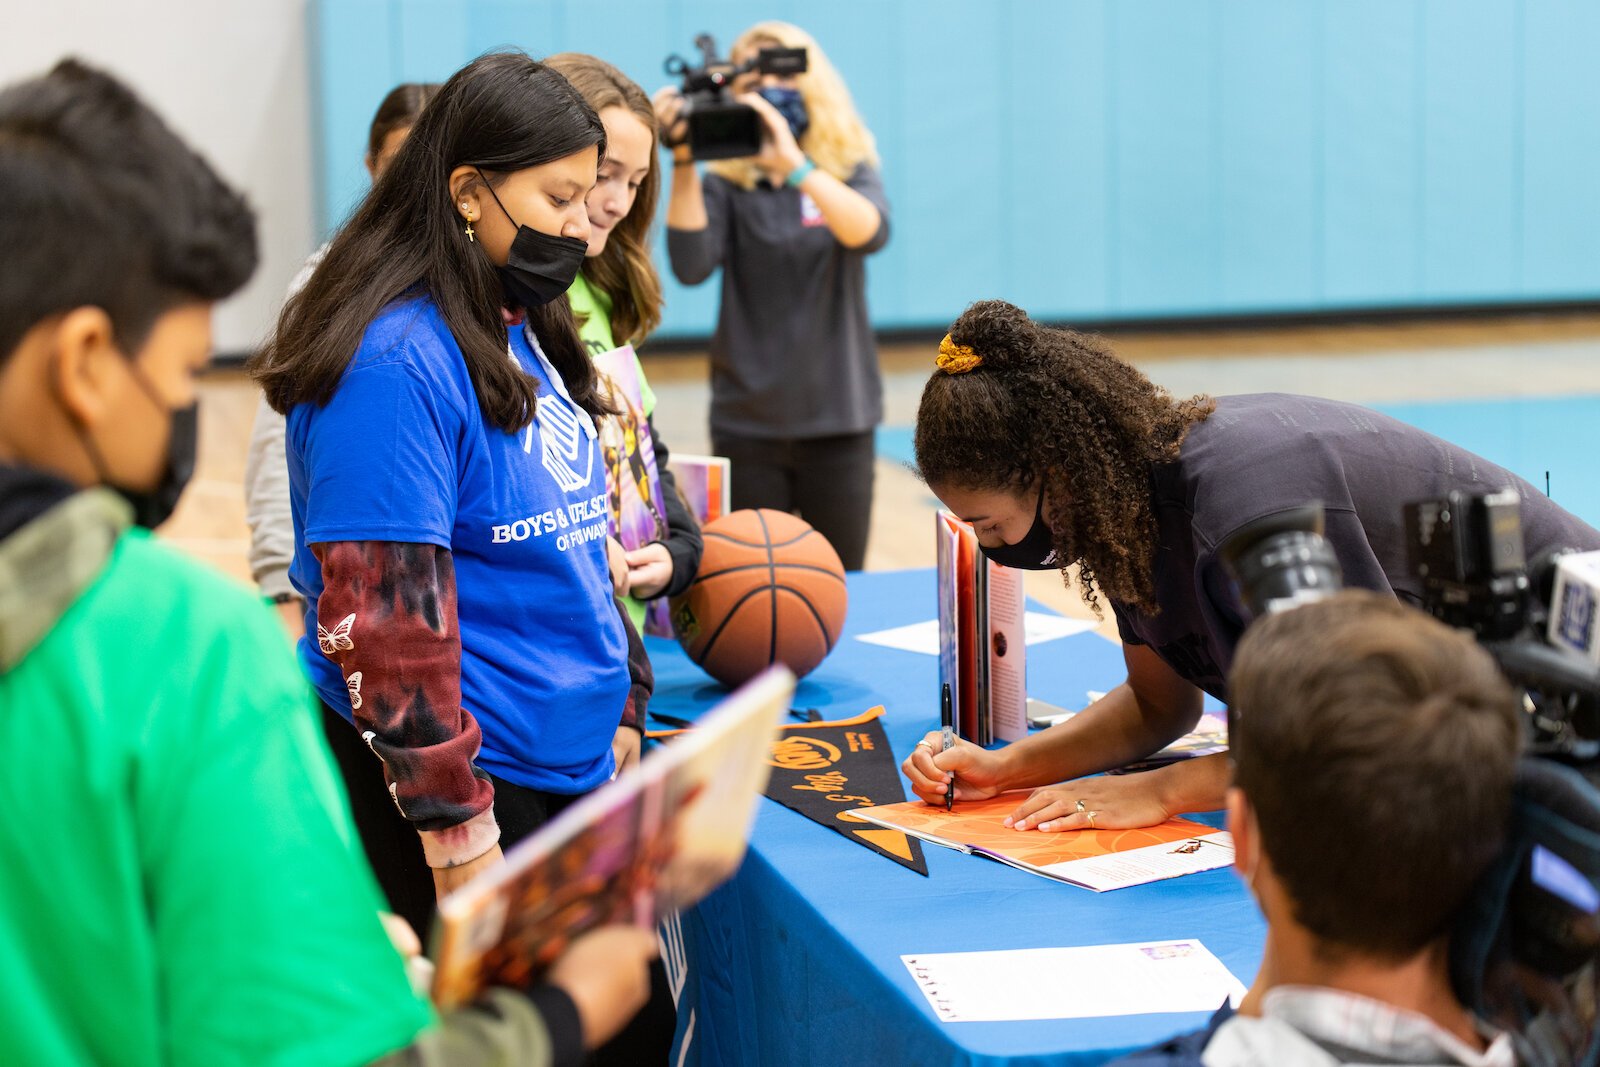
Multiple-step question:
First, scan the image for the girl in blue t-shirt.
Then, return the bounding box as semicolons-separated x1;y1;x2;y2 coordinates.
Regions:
252;51;650;916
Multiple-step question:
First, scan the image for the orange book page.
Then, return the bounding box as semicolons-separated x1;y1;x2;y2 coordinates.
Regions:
863;795;1216;869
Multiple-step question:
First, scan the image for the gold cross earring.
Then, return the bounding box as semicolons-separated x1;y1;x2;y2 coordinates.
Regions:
461;202;475;242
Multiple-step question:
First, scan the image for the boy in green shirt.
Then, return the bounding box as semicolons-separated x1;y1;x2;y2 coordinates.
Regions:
0;58;652;1067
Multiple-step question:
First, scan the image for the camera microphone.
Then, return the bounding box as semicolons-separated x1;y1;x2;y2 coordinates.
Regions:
1545;549;1600;666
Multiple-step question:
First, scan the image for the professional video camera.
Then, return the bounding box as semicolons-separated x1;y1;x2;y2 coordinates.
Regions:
1223;491;1600;761
663;34;807;160
1405;489;1600;760
1221;494;1600;1067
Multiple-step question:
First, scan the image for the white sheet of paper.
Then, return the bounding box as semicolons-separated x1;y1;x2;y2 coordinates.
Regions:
857;612;1097;655
901;940;1246;1023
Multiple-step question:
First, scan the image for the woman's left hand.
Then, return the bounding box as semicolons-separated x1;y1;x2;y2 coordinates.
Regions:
1004;776;1173;833
739;92;806;181
612;725;642;775
626;542;674;599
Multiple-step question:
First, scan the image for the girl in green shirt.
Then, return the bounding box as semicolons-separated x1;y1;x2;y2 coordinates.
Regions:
548;54;704;637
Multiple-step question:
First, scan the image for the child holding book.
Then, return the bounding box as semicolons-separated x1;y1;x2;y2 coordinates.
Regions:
0;56;653;1067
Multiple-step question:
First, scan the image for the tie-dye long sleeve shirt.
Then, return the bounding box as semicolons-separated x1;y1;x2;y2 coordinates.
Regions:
314;539;651;869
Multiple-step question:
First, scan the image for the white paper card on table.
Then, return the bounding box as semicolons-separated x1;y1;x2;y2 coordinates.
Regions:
1023;611;1099;645
901;940;1246;1024
857;612;1097;655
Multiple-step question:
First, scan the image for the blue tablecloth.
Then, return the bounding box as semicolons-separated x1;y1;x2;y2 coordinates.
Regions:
649;568;1265;1067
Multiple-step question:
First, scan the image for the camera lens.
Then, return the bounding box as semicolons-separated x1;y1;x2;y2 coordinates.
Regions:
1219;503;1343;620
1229;531;1343;619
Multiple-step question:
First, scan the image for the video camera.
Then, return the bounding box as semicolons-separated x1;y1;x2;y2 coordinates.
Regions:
1221;494;1600;1067
1223;491;1600;762
663;34;807;160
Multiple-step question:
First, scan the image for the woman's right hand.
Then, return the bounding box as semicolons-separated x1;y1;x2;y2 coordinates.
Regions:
901;732;1007;804
431;842;504;902
651;87;688;149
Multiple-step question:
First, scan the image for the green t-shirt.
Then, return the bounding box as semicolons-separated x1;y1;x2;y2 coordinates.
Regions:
0;530;433;1066
569;270;661;632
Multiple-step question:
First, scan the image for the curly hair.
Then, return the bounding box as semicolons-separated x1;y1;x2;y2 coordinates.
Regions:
914;300;1214;613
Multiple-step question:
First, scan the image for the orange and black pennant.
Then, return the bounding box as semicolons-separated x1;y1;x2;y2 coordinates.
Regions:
760;707;929;876
649;706;928;874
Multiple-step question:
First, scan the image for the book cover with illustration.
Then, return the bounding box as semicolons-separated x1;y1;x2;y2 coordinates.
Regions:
646;454;732;636
936;512;1027;745
592;345;669;558
1108;712;1229;774
849;794;1232;892
429;667;795;1008
665;454;731;527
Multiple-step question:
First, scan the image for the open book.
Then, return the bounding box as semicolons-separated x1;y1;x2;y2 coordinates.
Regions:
848;794;1233;892
429;667;795;1007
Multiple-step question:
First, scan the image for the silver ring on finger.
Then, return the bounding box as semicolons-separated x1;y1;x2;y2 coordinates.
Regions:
1086;810;1099;829
916;739;934;751
1075;799;1087;814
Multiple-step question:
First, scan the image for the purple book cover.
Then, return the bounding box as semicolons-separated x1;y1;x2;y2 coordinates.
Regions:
593;345;669;556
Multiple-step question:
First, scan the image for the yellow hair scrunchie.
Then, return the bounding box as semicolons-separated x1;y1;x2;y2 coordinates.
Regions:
936;334;983;374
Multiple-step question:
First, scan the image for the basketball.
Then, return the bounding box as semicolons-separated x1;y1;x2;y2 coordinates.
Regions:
670;509;849;687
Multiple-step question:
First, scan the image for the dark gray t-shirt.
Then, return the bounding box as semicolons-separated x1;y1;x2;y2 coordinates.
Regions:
1111;393;1600;700
666;164;889;440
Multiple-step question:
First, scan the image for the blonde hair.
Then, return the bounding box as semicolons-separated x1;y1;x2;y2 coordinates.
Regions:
709;21;880;190
545;53;663;344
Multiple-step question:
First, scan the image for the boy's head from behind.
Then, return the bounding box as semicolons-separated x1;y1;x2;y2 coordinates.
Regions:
0;59;255;518
1228;589;1520;963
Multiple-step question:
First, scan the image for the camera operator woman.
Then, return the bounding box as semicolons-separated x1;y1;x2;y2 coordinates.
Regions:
656;21;888;570
902;299;1600;832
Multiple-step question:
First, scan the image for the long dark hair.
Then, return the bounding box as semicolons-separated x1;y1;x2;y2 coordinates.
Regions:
915;300;1214;613
252;51;610;430
544;53;663;345
366;82;439;164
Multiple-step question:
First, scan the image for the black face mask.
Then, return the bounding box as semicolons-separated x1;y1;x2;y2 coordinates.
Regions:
478;172;589;310
71;358;198;530
977;489;1060;571
757;87;810;142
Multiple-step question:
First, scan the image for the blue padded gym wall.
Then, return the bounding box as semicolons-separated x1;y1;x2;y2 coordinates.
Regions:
310;0;1600;338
